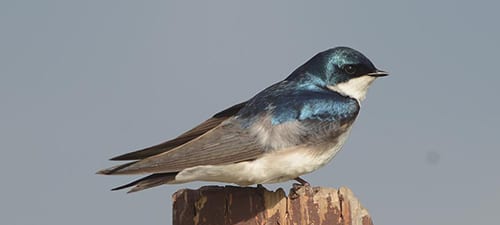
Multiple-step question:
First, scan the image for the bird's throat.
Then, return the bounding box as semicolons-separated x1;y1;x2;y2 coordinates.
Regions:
327;76;376;102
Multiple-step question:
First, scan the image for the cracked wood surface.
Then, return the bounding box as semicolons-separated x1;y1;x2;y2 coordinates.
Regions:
172;185;373;225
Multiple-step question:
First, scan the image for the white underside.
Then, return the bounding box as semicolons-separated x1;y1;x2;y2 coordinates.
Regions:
172;127;352;185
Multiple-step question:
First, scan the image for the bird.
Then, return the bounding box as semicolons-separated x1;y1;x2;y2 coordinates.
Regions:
97;46;388;193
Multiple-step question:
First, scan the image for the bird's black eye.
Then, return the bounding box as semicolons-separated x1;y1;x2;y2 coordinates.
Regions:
343;65;357;75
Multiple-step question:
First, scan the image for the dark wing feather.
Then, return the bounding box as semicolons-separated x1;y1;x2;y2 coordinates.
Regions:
110;101;247;161
110;172;177;193
99;117;264;175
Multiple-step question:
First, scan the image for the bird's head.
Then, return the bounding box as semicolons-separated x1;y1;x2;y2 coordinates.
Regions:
287;47;388;102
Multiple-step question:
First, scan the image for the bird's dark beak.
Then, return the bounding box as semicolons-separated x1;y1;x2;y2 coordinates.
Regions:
366;70;388;77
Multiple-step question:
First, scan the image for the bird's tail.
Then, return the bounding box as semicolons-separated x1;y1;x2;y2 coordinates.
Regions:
111;172;178;193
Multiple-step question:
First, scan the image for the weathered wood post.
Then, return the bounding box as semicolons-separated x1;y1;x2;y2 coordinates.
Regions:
172;185;373;225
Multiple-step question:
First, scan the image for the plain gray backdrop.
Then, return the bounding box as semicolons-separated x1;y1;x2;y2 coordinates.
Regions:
1;1;499;225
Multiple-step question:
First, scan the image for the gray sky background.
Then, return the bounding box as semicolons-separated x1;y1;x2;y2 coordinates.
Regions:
1;1;499;225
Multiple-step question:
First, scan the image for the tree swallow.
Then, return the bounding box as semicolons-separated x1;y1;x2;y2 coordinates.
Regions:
97;47;388;193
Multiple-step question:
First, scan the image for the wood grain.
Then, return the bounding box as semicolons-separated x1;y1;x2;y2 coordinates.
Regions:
172;185;373;225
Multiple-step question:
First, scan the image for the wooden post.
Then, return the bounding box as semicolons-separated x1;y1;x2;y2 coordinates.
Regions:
172;185;373;225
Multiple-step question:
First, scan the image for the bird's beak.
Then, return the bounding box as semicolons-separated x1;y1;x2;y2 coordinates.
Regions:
366;70;388;77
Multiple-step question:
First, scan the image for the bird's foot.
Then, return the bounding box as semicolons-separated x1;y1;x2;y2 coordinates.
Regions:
290;177;310;199
294;177;310;186
294;177;311;186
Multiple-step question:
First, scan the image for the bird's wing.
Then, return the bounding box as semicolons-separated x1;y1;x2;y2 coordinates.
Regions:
98;116;264;175
109;101;248;161
110;172;178;193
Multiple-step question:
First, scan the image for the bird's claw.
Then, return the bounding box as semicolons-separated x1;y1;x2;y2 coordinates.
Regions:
294;177;310;186
290;177;311;199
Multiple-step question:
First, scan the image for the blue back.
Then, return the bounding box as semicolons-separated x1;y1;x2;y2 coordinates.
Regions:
237;79;359;126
